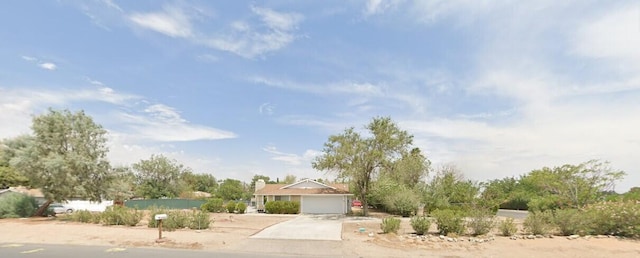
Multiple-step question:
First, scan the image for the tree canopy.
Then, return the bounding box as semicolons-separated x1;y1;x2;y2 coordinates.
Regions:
11;109;111;203
133;154;189;199
313;117;423;216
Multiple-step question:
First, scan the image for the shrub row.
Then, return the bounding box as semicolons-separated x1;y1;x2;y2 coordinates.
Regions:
401;201;639;238
148;206;212;230
265;201;299;214
523;201;640;237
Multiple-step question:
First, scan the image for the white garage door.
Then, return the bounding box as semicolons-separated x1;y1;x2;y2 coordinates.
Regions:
301;196;345;214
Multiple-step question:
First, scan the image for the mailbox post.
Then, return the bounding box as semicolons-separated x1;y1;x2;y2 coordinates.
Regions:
154;214;168;240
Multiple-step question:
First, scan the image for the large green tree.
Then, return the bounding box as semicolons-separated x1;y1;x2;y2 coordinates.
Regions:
523;160;625;209
312;117;417;216
0;136;31;188
133;154;189;199
181;171;218;193
218;178;245;201
11;109;111;215
422;165;479;213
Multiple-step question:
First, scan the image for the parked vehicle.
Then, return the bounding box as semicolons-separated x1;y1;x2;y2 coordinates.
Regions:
351;200;363;208
48;203;74;214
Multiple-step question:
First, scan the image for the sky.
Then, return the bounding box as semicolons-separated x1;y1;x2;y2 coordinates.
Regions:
1;1;638;192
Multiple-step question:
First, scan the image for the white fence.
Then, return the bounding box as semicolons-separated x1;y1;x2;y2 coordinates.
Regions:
65;200;113;212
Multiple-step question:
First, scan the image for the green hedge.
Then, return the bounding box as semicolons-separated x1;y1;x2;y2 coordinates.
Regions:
0;193;38;218
265;201;299;214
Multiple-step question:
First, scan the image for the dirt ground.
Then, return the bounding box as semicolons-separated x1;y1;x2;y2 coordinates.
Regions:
1;212;639;257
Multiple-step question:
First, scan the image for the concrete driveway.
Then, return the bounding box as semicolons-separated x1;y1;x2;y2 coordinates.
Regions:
250;215;343;241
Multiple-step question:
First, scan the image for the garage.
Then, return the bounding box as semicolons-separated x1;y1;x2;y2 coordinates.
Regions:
301;195;346;214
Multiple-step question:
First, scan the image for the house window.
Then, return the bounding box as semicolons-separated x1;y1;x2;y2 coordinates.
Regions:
274;196;290;201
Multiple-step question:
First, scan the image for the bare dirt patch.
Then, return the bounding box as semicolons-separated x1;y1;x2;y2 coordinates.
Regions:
341;216;640;258
0;213;291;251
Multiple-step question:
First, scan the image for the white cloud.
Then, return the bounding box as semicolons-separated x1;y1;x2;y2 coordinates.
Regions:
258;102;275;115
129;6;193;38
571;4;640;71
21;56;36;61
263;145;320;166
364;0;403;16
203;6;303;58
38;62;57;70
117;104;236;142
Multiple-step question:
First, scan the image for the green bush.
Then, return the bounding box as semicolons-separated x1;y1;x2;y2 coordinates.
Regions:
188;210;212;230
410;216;431;235
523;210;553;235
147;206;168;228
164;210;190;231
236;202;247;214
553;209;586;236
499;218;518;236
431;209;466;236
265;201;299;214
467;208;496;236
226;201;236;213
102;206;142;226
71;210;93;223
201;198;224;213
0;193;38;218
582;201;640;237
381;216;401;234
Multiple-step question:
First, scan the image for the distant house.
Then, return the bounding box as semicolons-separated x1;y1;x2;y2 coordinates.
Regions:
254;178;353;214
1;186;45;203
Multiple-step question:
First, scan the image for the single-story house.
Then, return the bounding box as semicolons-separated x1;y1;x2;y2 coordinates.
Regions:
0;186;45;203
254;178;353;214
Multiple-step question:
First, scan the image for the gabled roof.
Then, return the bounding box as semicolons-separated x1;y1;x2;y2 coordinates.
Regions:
255;179;351;196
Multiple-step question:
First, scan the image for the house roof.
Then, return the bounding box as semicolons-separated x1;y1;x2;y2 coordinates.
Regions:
7;186;45;198
254;181;351;196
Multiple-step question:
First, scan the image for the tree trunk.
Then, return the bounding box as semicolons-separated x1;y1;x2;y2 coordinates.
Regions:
32;200;53;217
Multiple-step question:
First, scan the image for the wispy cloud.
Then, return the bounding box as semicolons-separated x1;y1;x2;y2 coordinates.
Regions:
364;0;403;16
258;102;275;115
129;5;193;38
262;145;320;166
21;55;58;71
116;103;236;142
203;6;303;58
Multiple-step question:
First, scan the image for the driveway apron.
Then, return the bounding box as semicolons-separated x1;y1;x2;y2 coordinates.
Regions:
250;215;343;241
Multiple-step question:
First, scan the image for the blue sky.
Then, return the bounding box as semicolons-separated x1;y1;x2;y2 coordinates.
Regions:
1;1;638;191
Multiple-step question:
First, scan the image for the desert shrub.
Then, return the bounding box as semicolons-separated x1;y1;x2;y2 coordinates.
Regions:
265;201;299;214
0;193;38;218
410;216;431;235
201;198;224;213
582;201;640;238
523;210;553;235
90;212;102;224
226;201;236;213
71;210;93;223
236;202;247;214
164;210;190;231
528;195;561;212
431;209;466;235
147;206;168;228
188;210;212;230
499;218;518;236
381;216;401;234
553;209;587;236
102;206;142;226
467;208;496;236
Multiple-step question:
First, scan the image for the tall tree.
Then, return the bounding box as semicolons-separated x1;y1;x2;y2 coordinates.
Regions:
181;171;218;193
133;154;189;199
218;178;245;201
11;109;111;215
104;166;136;202
313;117;415;216
422;165;479;212
381;147;430;188
282;174;297;184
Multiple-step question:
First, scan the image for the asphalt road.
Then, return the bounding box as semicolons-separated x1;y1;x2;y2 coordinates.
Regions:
0;243;326;258
496;209;528;219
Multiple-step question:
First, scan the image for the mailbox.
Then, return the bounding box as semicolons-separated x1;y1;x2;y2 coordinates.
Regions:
155;214;168;220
